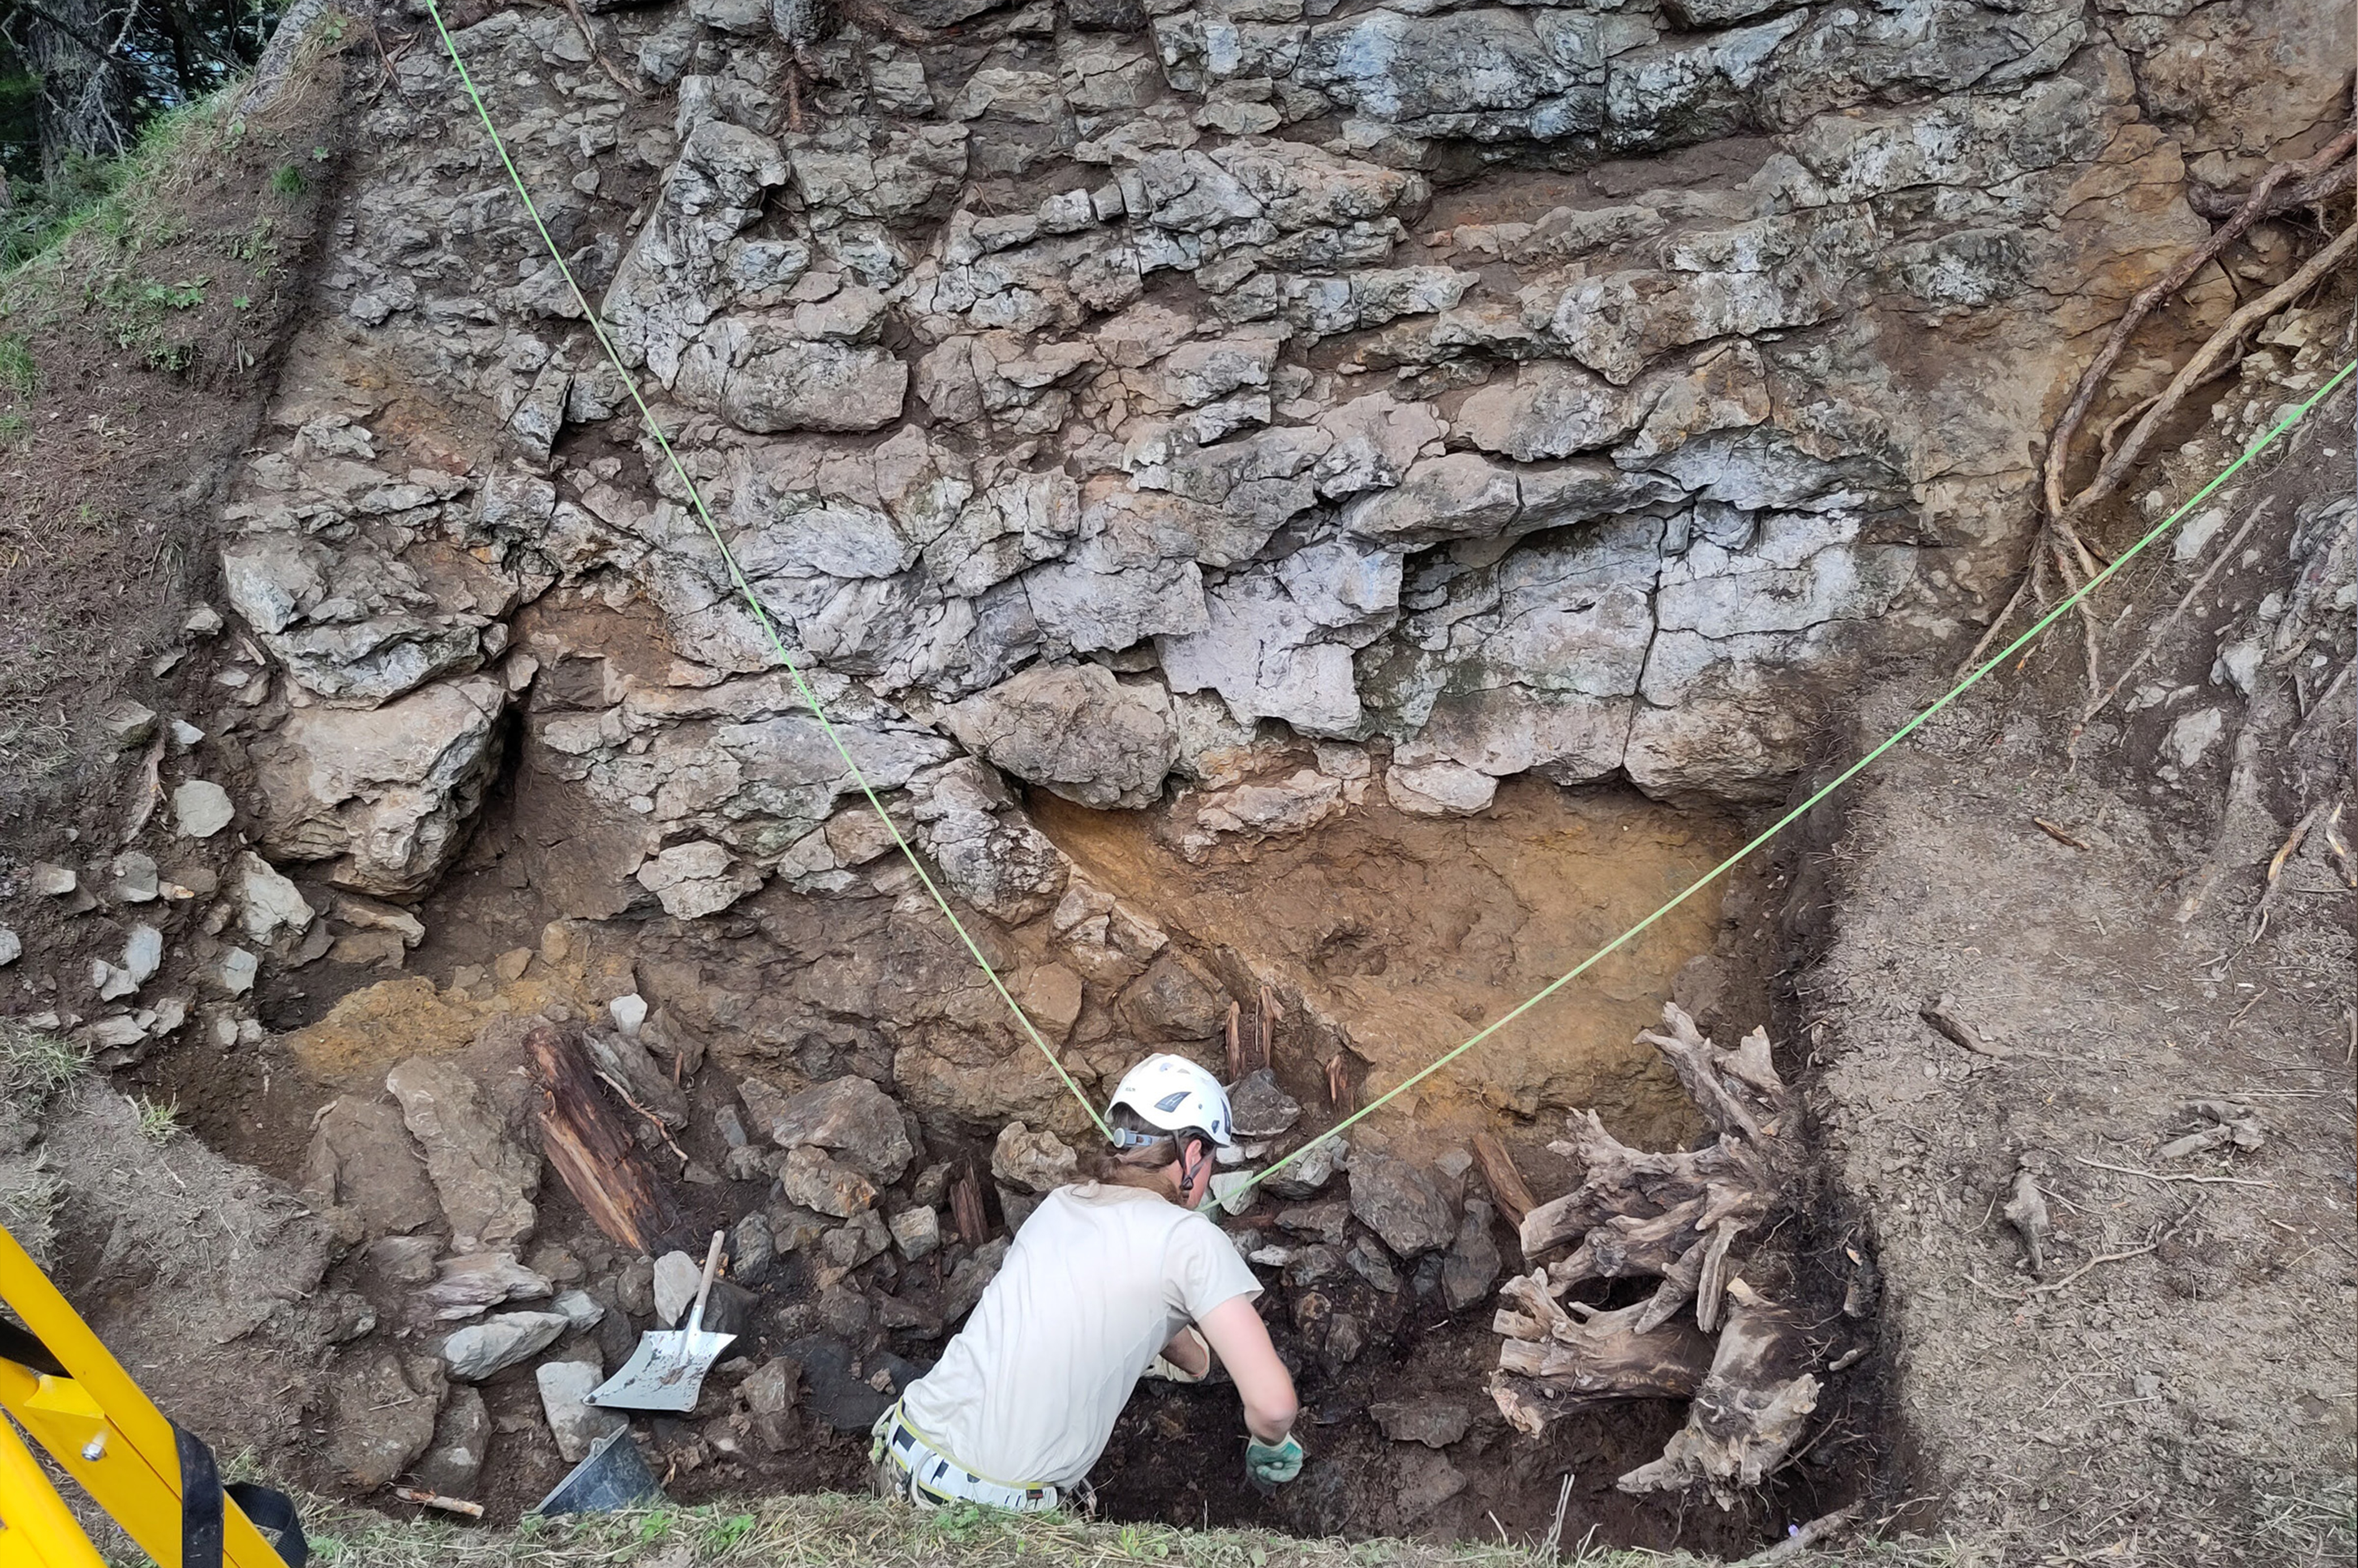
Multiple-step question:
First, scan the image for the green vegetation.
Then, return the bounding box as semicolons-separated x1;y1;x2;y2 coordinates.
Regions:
131;1091;181;1144
0;1020;82;1268
0;97;213;293
289;1496;1597;1568
148;1483;2353;1568
0;149;127;270
0;0;286;192
0;100;242;373
0;330;32;396
0;1018;87;1113
267;161;306;199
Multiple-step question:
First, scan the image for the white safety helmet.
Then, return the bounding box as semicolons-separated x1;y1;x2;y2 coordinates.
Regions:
1106;1054;1235;1149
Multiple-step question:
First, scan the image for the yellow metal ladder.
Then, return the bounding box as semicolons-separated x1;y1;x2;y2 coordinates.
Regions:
0;1223;302;1566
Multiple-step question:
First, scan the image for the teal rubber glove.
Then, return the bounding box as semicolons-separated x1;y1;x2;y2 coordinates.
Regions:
1244;1432;1304;1485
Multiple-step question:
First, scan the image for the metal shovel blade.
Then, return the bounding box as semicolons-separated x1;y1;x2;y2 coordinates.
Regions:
586;1229;735;1414
585;1325;736;1413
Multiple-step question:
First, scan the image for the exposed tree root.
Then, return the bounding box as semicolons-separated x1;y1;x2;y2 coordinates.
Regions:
1972;132;2357;690
1492;1006;1827;1507
2040;131;2353;522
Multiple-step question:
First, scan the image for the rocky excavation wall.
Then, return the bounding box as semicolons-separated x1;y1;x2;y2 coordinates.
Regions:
0;0;2346;1543
125;0;2331;1118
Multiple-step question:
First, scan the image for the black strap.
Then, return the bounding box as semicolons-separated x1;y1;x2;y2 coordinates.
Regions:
178;1428;225;1568
0;1317;70;1378
176;1424;308;1568
2;1316;306;1565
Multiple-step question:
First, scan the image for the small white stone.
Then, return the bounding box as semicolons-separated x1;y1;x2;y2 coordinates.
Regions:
889;1206;940;1261
0;928;20;967
85;1016;147;1049
608;993;648;1038
93;960;137;1001
1211;1171;1257;1215
213;948;259;996
32;864;76;897
123;925;164;985
100;699;158;748
174;781;235;838
169;719;205;746
652;1250;702;1326
235;853;313;943
183;604;224;636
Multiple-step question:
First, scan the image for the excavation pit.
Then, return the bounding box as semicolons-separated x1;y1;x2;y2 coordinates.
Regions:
124;749;1849;1555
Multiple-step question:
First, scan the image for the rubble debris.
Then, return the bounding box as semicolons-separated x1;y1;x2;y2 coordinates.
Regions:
386;1055;539;1254
653;1250;703;1326
890;1207;940;1261
783;1145;878;1218
172;778;234;839
1263;1135;1345;1198
1442;1199;1501;1311
441;1311;571;1380
420;1253;555;1321
538;1359;628;1462
2155;1100;2267;1159
1228;1068;1302;1139
1369;1398;1471;1449
1348;1150;1456;1257
327;1347;443;1490
991;1121;1077;1195
2003;1169;2052;1277
731;1213;776;1284
742;1073;916;1184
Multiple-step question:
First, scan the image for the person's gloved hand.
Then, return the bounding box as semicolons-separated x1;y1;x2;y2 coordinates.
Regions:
1244;1432;1305;1485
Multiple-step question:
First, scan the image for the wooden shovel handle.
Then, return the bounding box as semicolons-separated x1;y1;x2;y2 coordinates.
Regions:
684;1230;725;1334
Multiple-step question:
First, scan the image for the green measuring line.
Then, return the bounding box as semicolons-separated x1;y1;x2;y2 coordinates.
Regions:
420;0;2347;1188
418;0;1111;1141
1235;356;2357;1198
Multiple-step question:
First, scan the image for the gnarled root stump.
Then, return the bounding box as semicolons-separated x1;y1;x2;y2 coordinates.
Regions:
1490;1004;1822;1507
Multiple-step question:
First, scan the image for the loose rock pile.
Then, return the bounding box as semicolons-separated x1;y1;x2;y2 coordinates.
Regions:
269;983;1516;1507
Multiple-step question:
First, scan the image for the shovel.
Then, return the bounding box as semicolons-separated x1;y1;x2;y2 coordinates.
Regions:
586;1230;735;1413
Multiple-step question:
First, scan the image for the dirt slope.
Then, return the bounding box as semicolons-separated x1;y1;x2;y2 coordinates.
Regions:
1801;329;2356;1562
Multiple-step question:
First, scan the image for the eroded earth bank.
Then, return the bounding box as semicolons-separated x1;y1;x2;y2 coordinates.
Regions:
0;0;2350;1557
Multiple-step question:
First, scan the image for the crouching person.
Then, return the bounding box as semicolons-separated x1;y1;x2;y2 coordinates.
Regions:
874;1054;1304;1511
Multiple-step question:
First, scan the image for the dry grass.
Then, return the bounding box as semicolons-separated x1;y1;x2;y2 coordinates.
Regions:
0;1020;88;1114
281;1495;1669;1568
241;1484;2356;1568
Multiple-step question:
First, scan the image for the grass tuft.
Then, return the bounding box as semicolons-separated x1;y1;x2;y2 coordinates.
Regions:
132;1092;181;1144
0;1020;88;1114
0;332;33;398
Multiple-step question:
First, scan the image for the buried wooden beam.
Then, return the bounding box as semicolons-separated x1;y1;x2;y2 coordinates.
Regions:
1472;1131;1538;1232
526;1019;683;1256
950;1164;990;1247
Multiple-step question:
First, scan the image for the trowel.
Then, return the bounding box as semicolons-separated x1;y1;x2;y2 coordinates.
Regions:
587;1230;735;1413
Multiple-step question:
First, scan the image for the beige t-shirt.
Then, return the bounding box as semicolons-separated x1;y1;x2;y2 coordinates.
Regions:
896;1181;1262;1489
